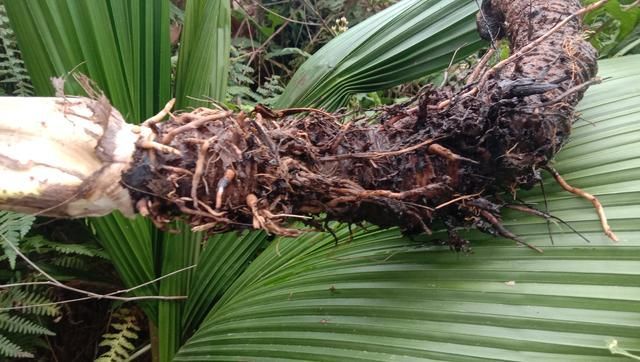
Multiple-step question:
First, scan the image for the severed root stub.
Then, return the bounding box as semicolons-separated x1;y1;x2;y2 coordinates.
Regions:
121;0;614;250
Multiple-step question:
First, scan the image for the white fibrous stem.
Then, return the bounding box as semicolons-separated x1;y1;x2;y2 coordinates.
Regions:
0;96;137;217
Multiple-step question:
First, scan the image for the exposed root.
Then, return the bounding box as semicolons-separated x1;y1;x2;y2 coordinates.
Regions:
427;144;478;164
161;110;233;144
318;138;437;162
477;0;608;89
159;165;193;176
435;192;483;210
216;169;235;209
191;138;213;208
142;98;176;127
246;194;300;236
480;210;544;253
545;166;618;241
466;48;495;85
119;0;607;250
539;77;603;107
136;199;150;217
137;140;181;156
254;104;337;120
504;203;592;244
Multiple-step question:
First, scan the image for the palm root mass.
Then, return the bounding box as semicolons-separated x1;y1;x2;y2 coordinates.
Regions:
124;0;598;247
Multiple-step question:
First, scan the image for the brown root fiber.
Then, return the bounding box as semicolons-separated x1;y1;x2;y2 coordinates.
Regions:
122;0;603;247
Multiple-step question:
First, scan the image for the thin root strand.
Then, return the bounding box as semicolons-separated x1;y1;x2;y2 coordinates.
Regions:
545;166;619;241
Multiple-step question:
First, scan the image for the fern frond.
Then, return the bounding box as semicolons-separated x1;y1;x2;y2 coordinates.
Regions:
51;255;89;270
0;211;35;269
16;235;46;252
18;235;108;260
0;313;54;335
0;334;33;358
49;242;109;259
96;308;140;362
233;72;255;85
0;211;34;239
234;63;254;75
0;288;60;317
0;4;33;96
0;278;58;358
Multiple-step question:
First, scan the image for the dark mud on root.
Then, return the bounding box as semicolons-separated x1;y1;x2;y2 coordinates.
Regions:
124;0;602;250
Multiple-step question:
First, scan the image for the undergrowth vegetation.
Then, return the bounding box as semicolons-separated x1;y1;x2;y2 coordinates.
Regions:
0;210;116;358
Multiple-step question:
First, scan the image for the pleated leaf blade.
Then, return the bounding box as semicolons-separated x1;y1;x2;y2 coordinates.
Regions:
174;0;230;109
274;0;484;110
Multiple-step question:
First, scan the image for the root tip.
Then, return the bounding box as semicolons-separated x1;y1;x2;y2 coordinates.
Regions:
606;230;619;242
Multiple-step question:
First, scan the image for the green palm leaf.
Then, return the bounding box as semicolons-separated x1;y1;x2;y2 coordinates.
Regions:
274;0;484;110
182;230;270;337
4;0;171;122
91;215;158;319
157;222;201;361
174;0;230;109
175;55;640;361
